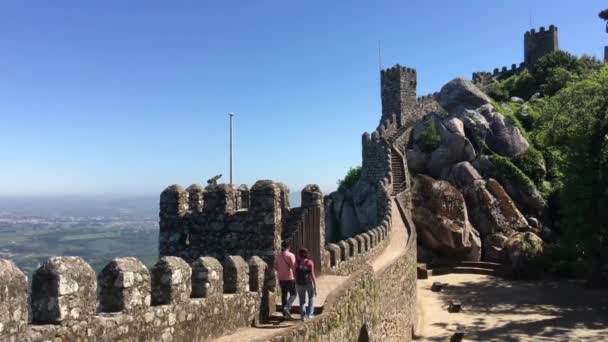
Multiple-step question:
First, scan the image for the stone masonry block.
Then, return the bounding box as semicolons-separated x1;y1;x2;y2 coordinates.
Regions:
326;243;341;267
31;256;97;324
250;180;281;212
346;238;358;257
366;231;376;248
301;184;323;208
204;184;237;216
191;257;223;298
361;233;371;252
354;234;365;254
248;256;267;293
337;240;350;262
0;259;28;336
160;184;189;219
151;256;192;305
186;184;205;213
223;255;249;294
99;257;151;313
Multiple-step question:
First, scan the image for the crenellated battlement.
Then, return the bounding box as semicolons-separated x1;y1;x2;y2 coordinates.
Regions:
159;180;287;263
381;64;418;129
525;25;559;66
524;24;558;37
0;253;272;341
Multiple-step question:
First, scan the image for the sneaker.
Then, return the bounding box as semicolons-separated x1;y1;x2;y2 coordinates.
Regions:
282;307;292;319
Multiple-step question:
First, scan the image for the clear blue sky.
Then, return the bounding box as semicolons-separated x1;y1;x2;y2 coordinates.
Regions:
0;1;605;196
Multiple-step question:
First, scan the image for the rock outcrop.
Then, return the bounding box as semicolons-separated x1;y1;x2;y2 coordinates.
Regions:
407;114;476;178
506;232;544;273
451;104;529;158
464;178;528;237
412;175;481;261
473;155;547;219
438;78;492;114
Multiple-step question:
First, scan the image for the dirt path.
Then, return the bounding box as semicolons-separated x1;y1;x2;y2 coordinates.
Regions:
417;273;608;341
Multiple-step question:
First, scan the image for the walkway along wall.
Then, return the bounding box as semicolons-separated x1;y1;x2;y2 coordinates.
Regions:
254;193;418;341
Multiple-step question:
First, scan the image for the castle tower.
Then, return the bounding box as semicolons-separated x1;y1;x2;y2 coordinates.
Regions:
524;25;559;67
380;64;417;128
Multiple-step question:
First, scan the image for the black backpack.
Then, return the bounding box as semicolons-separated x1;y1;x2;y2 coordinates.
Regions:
295;259;311;285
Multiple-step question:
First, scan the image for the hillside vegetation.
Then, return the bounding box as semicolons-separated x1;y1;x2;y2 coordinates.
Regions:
487;52;607;284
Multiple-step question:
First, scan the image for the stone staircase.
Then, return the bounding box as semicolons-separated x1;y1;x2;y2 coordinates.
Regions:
427;261;513;279
391;148;406;195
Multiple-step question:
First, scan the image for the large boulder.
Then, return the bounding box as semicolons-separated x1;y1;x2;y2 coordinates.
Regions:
438;78;492;114
412;175;481;261
506;232;544;274
451;105;529;158
464;178;528;237
473;155;547;219
407;114;476;178
483;233;509;263
440;161;482;191
479;105;529;157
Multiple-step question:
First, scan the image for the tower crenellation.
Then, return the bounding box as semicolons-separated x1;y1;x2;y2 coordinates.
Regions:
524;25;559;67
380;64;417;128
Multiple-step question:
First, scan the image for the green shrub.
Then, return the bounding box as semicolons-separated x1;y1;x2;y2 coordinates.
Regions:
337;166;362;191
488;154;535;190
512;147;546;186
418;119;441;153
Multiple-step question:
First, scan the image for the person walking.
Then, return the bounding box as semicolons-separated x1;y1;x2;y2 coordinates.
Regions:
295;248;317;321
274;240;297;318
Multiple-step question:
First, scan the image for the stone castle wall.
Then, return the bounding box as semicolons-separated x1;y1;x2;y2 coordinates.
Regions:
380;65;418;128
1;254;273;341
525;25;559;66
255;195;418;342
472;25;558;87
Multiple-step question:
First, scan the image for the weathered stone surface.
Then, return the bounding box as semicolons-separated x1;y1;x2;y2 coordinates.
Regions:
31;256;97;324
473;156;547;218
412;175;481;261
438;77;492;114
479;105;529;157
440;161;482;191
483;233;509;263
99;257;151;313
151;256;192;305
0;259;28;338
408;114;476;177
339;199;361;238
159;180;286;263
248;256;267;293
465;179;528;237
223;255;249;294
506;232;544;272
191;256;223;298
302;184;323;207
449;105;529;158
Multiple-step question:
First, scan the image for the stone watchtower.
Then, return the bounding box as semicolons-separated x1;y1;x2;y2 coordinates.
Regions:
524;25;559;67
380;65;417;128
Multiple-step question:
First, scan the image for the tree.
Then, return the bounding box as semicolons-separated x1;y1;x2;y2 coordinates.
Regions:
536;66;608;285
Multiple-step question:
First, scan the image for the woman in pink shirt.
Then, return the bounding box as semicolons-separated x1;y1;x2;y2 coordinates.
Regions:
274;241;296;318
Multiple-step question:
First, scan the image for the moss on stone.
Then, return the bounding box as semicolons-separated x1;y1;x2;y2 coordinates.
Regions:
512;147;546;186
488;154;535;190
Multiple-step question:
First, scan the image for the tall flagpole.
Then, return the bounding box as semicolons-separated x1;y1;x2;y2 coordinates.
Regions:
229;112;234;185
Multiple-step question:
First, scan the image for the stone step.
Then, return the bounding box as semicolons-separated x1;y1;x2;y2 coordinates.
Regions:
274;304;323;315
429;261;508;269
430;266;512;278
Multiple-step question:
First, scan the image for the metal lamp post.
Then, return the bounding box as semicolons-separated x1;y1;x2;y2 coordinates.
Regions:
229;112;234;185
